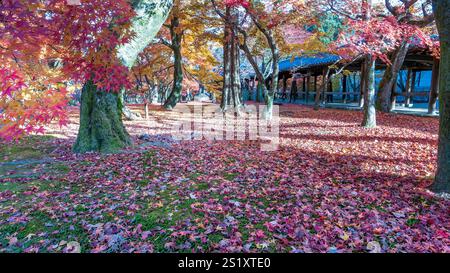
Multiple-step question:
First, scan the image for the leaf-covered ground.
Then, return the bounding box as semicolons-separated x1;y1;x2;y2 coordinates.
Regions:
0;104;448;253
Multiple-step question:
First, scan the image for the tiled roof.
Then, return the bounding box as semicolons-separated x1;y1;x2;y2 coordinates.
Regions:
279;53;341;72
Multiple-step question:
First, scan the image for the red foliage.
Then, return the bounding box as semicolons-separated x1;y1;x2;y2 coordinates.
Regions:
0;0;135;140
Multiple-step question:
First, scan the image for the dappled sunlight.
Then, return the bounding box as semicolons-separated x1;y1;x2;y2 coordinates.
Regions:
1;103;446;253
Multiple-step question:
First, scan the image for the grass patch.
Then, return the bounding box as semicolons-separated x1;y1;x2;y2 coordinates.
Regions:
223;173;238;181
0;135;56;163
0;210;90;253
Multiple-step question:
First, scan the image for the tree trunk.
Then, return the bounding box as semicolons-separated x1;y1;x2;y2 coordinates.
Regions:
376;41;410;112
428;58;440;114
362;56;377;128
221;7;243;112
73;0;172;153
164;16;183;110
314;70;326;110
359;62;366;108
405;70;416;107
432;0;450;193
74;81;132;153
389;75;398;112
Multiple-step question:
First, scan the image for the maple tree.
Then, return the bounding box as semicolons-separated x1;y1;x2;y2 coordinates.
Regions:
375;0;436;113
0;0;69;141
306;0;376;127
0;0;172;151
69;0;172;153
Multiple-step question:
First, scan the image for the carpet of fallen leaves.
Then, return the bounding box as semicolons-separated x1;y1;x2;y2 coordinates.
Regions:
0;103;448;253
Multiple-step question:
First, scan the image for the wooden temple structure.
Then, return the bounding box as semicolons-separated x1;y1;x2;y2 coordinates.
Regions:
244;48;439;113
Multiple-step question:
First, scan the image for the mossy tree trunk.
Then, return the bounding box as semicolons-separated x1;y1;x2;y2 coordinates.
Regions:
432;0;450;193
74;81;131;153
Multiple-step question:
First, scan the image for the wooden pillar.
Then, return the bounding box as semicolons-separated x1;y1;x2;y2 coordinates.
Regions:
290;78;298;103
320;68;327;106
306;75;311;103
342;75;348;103
302;77;306;100
327;78;333;103
282;74;288;100
428;58;440;114
353;74;358;102
314;75;321;105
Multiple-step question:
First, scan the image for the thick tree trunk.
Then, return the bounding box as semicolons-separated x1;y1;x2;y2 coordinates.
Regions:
432;0;450;193
221;7;243;112
362;56;377;128
74;81;132;153
376;41;410;112
428;58;440;114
